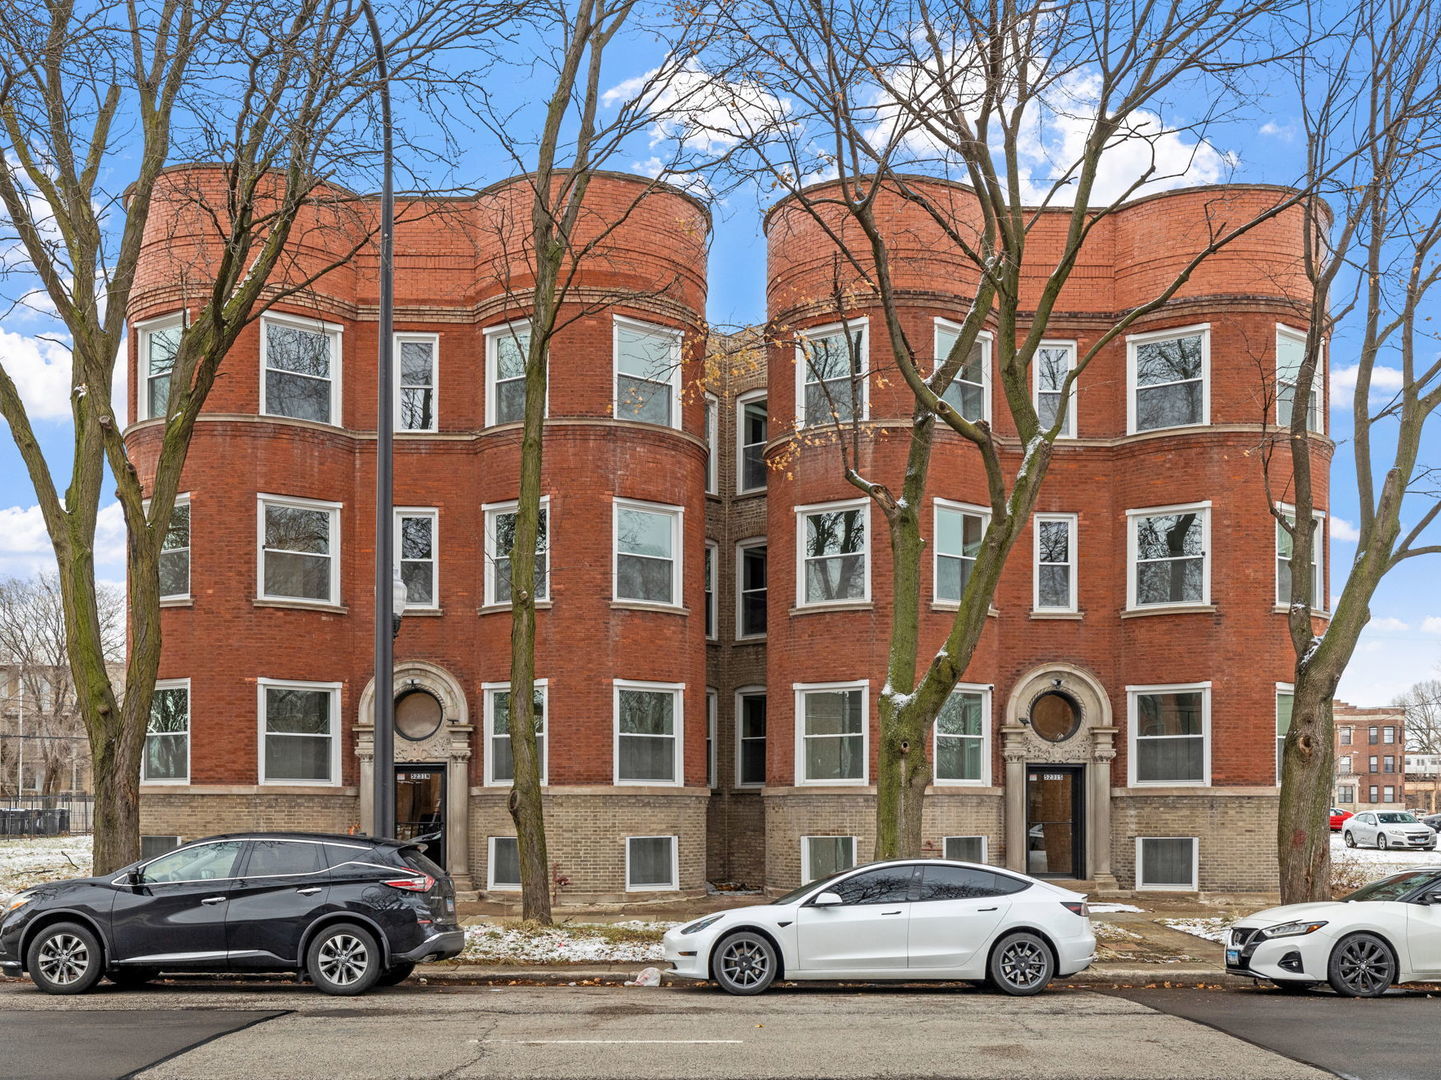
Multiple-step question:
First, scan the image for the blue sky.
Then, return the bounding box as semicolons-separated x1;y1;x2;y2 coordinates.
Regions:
0;15;1437;706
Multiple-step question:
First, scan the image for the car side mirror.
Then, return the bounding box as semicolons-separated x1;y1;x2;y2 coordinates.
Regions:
812;890;844;907
1427;891;1441;905
125;869;143;886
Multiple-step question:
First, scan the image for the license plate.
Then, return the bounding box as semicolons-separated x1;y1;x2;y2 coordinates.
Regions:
1225;949;1240;966
446;899;455;913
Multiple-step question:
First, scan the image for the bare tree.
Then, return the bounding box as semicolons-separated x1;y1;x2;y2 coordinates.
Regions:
692;0;1315;858
1397;680;1441;756
0;0;515;873
1268;0;1441;903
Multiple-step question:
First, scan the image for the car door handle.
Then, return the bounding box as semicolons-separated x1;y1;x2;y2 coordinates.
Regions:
881;910;904;916
978;907;999;912
296;887;322;896
200;896;227;905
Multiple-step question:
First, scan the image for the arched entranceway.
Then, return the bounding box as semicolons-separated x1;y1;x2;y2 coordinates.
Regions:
356;661;474;891
1001;663;1118;889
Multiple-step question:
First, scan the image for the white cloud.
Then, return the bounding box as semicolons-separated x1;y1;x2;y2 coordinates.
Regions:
1422;616;1441;635
1258;121;1296;141
0;501;125;580
1331;363;1407;402
605;65;792;159
0;327;74;420
1331;516;1361;543
1371;615;1410;632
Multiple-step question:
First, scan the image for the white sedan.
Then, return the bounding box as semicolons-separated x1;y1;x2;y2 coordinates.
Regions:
1342;811;1437;851
1226;868;1441;996
661;859;1095;995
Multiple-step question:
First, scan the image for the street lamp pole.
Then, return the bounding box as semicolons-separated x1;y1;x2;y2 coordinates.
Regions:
363;0;396;841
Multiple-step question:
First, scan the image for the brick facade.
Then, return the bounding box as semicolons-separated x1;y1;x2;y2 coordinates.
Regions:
1333;701;1406;811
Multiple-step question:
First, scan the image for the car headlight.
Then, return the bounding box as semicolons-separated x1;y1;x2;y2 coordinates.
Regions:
1260;919;1328;939
3;891;35;916
680;914;724;936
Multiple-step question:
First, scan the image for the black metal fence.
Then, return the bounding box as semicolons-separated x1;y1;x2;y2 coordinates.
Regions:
0;795;94;836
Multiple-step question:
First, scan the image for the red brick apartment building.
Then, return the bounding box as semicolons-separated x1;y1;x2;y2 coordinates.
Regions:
1332;702;1406;812
127;167;1330;898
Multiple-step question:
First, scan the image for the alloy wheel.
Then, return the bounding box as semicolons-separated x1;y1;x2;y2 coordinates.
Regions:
317;933;369;986
1344;831;1356;847
719;938;770;989
1331;936;1394;997
1378;835;1389;850
997;939;1048;991
37;934;89;986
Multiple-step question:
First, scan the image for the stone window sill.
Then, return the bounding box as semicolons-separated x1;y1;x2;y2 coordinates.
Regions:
1030;610;1083;620
930;603;1001;617
611;601;689;615
1273;604;1331;620
1120;604;1217;618
159;596;193;608
253;598;348;615
479;602;553;615
791;602;872;615
402;607;444;617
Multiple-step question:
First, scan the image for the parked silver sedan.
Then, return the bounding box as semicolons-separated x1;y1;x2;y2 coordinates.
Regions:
1342;811;1437;850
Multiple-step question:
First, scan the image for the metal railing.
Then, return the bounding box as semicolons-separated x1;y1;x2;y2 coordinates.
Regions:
0;794;93;836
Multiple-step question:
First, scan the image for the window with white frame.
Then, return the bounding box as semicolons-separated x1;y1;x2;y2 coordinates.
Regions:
396;333;437;431
484;499;550;606
1128;325;1208;432
1130;685;1209;785
737;540;767;637
396;509;438;609
1337;784;1355;803
934;320;990;421
737;689;767;787
626;835;678;890
614;499;682;606
706;688;717;788
484;681;547;785
1276;686;1293;784
1385;785;1396;802
798;501;868;606
934;686;988;784
614;317;682;428
1128;503;1209;608
259;680;339;784
1340;754;1352;773
943;836;987;863
1384;726;1396;743
1370;786;1379;802
704;392;719;494
159;497;191;600
738;392;768;491
1136;837;1198;890
258;496;340;605
143;680;189;782
1276;508;1326;609
1276;325;1322;432
803;835;856;882
261;314;341;424
485;321;533;426
796;683;867;784
704;543;717;639
138;314;183;421
1034;341;1076;436
797;320;867;426
488;837;521;890
1033;513;1077;612
614;681;683;784
934;500;986;605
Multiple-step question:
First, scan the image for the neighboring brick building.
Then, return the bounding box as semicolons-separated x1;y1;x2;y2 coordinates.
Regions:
1333;702;1406;812
127;167;1329;898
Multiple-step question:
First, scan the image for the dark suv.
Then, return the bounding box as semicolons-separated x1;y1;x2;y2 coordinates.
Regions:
0;831;463;995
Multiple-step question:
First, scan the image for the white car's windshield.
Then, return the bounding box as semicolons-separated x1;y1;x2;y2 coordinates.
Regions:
1345;870;1435;902
1377;813;1420;824
772;869;850;906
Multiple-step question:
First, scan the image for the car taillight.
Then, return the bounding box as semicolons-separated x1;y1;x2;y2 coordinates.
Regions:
1060;901;1089;917
383;874;435;892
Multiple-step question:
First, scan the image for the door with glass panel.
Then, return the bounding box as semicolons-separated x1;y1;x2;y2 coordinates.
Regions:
395;765;445;868
1025;765;1084;879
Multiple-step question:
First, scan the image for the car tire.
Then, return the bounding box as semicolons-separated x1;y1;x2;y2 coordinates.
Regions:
987;932;1055;996
1378;834;1389;850
1327;932;1396;998
306;924;383;996
711;930;778;996
106;966;159;989
1344;831;1356;848
25;921;104;995
376;962;416;987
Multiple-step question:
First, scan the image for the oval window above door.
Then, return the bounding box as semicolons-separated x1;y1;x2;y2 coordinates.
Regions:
395;689;443;741
1029;690;1081;743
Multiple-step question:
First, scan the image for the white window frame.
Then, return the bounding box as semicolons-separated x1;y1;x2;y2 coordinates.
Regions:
395;507;439;611
795;498;871;609
259;311;343;426
704;541;718;640
1125;323;1211;435
795;318;869;428
933;498;989;608
1032;338;1077;438
142;677;191;784
794;680;869;786
1276;682;1294;785
1032;512;1078;613
1276;324;1324;435
942;835;989;863
158;493;192;603
704;391;719;494
1126;501;1211;610
394;331;439;432
135;312;186;422
256;678;342;787
487;836;521;891
933;318;992;424
1384;726;1396;744
931;683;991;787
484;319;543;427
612;498;684;609
735;538;768;639
483;497;551;608
482;679;549;787
1127;682;1212;788
735;685;767;789
801;835;857;883
612;679;685;787
706;687;718;789
1275;504;1326;611
736;389;769;492
256;494;342;607
625;835;680;891
612;315;683;430
1135;837;1199;891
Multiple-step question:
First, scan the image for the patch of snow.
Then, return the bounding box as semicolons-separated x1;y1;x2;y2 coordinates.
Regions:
1331;833;1441;875
1089;902;1144;913
459;921;681;965
0;835;93;902
1159;917;1233;944
1092;921;1143;942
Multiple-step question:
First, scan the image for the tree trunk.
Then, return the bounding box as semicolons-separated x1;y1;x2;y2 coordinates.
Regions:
1277;675;1339;901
